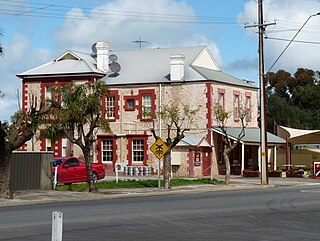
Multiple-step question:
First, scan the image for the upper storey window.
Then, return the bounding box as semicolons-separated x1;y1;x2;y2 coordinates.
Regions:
233;93;240;121
245;93;252;122
105;95;115;119
138;89;156;120
218;88;225;111
142;94;152;118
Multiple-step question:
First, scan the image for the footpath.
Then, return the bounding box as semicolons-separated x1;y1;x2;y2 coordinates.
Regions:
1;177;319;207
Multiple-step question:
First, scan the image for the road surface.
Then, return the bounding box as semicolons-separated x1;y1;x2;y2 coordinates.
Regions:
1;185;320;240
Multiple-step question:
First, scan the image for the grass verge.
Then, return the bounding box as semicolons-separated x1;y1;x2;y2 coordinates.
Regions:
55;178;223;191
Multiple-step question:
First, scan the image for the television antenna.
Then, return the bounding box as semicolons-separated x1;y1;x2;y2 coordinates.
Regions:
132;36;149;49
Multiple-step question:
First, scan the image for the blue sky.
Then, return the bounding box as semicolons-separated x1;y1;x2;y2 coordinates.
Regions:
1;0;320;121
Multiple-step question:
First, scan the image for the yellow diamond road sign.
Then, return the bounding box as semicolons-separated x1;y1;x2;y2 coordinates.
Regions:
150;138;169;159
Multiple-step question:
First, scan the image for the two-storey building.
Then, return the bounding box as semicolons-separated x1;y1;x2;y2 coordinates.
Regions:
17;41;285;177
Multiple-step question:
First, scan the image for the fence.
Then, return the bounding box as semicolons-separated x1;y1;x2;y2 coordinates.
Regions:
11;151;53;191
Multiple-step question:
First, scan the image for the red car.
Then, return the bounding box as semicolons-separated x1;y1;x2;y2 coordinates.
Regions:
51;157;105;185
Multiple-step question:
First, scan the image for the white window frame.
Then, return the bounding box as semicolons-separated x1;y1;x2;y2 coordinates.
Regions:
245;96;252;121
62;137;67;157
218;92;225;111
102;140;113;163
233;94;240;120
105;95;115;119
46;138;52;152
132;140;144;162
142;94;152;118
45;85;52;100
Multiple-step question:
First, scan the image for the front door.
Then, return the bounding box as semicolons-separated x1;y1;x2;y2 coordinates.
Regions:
202;149;211;176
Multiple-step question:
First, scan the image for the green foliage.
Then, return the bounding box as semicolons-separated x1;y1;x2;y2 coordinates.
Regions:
266;68;320;131
55;178;222;191
41;126;61;141
159;103;199;130
8;110;43;136
213;103;230;124
44;80;111;141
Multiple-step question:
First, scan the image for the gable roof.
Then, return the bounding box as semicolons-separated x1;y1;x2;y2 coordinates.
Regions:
104;46;206;85
177;136;211;147
17;45;255;89
17;50;104;78
192;66;257;88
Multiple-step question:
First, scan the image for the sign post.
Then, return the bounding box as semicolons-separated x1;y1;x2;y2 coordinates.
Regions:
313;161;320;178
150;138;169;189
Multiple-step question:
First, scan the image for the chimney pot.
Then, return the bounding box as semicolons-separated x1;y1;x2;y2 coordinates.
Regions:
96;41;109;72
170;54;185;81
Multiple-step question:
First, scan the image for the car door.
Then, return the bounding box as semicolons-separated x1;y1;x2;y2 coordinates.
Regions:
61;157;83;183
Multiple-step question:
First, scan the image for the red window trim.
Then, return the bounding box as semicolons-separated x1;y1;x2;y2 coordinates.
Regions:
137;89;156;121
218;88;225;111
233;91;240;121
97;135;118;166
127;135;148;166
245;92;252;122
102;90;119;121
123;96;137;111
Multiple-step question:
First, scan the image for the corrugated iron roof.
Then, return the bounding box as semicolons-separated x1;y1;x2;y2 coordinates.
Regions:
192;66;257;88
178;136;211;147
104;46;206;85
17;45;256;89
212;127;286;145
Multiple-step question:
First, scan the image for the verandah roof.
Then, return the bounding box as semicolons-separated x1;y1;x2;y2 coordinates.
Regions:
212;127;286;145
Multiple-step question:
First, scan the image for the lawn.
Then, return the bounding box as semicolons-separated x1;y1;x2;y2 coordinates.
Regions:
55;178;222;191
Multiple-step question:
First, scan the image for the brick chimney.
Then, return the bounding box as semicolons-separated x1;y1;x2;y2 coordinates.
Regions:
170;54;185;81
96;41;109;72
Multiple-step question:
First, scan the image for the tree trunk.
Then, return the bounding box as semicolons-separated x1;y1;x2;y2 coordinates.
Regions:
83;147;97;193
211;150;219;180
0;150;13;199
163;152;171;189
223;149;231;185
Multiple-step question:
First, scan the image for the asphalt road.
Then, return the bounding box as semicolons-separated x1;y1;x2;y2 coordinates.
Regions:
1;185;320;241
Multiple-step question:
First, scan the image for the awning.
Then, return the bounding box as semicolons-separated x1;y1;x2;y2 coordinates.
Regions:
277;125;320;144
177;136;211;147
212;127;286;145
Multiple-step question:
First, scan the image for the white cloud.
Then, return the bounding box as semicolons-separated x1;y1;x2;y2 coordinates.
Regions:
180;33;222;65
239;0;320;74
55;0;214;52
0;33;52;121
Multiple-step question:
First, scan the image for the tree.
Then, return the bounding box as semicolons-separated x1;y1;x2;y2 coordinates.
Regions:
151;104;198;189
0;98;50;199
266;68;320;131
213;103;247;185
44;80;111;193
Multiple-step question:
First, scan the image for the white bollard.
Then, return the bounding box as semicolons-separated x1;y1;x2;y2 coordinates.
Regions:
52;211;63;241
53;166;58;190
115;165;119;183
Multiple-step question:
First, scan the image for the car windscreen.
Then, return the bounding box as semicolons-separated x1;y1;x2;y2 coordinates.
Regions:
52;159;63;167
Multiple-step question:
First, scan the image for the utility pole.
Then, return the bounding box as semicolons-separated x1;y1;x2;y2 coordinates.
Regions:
258;0;268;185
245;0;275;185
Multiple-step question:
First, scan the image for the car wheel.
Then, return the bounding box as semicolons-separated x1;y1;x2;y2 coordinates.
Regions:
93;172;98;183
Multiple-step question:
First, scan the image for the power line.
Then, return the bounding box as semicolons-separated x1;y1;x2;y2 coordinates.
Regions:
0;0;246;25
265;36;320;45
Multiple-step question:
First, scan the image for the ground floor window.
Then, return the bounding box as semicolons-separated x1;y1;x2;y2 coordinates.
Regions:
102;140;113;163
133;140;144;162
